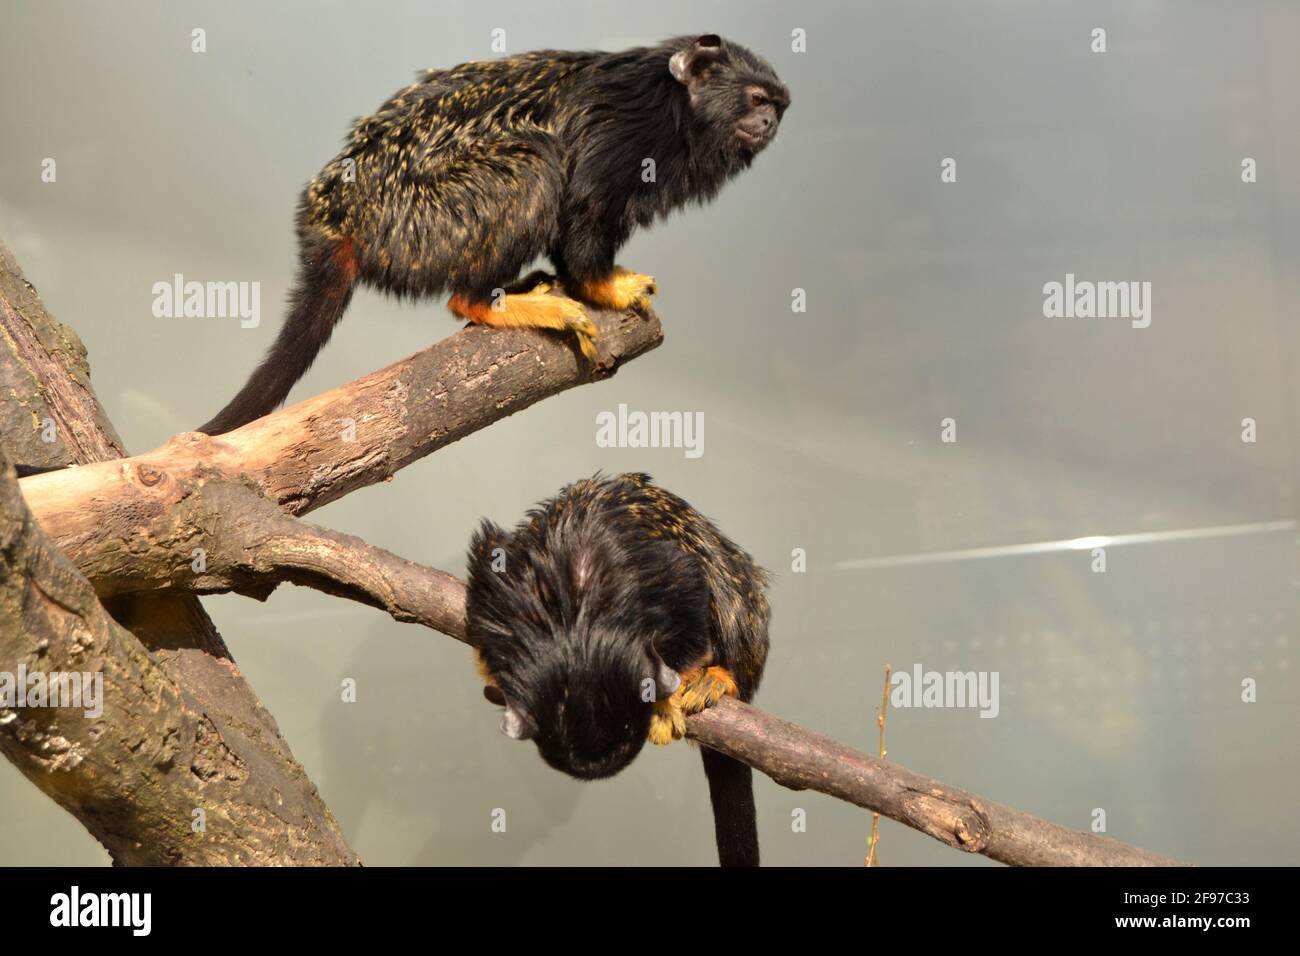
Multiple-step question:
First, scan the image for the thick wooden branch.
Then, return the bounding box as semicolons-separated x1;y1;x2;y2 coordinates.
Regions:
0;242;127;467
0;453;359;865
0;240;357;865
19;302;662;567
77;477;468;639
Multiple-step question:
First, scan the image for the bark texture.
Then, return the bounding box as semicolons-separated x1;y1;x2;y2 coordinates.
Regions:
0;453;354;865
0;240;357;865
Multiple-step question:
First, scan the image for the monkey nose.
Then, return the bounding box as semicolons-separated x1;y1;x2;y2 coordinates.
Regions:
738;117;774;147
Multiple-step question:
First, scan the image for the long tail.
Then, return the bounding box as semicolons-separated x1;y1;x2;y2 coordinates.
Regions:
197;236;358;435
14;463;68;477
701;747;759;866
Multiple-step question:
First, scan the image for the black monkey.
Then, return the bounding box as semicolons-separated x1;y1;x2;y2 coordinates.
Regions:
466;473;771;866
198;35;789;435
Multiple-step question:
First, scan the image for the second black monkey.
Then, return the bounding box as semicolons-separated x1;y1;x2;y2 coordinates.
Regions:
199;35;789;435
467;473;771;866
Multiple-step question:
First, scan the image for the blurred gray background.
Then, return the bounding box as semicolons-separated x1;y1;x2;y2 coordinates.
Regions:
2;0;1297;865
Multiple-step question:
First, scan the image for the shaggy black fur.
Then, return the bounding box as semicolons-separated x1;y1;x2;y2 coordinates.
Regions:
467;473;771;865
198;35;789;434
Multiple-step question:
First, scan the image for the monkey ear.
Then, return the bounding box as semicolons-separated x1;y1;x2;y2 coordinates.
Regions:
669;35;725;89
500;704;536;741
649;648;681;699
483;684;506;707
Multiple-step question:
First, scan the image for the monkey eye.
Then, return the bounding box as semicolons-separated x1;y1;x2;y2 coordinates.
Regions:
748;89;769;108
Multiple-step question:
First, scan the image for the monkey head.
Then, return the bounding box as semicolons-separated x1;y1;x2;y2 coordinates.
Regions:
668;34;791;165
466;509;711;781
483;630;681;780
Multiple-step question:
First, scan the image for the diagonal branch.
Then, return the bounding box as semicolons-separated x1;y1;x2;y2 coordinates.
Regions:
686;698;1185;866
18;297;661;545
74;477;469;639
0;452;356;865
0;240;361;865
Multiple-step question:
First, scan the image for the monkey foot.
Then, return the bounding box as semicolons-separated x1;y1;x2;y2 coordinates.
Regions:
449;290;599;360
648;696;686;746
573;266;657;313
677;665;739;713
646;666;739;745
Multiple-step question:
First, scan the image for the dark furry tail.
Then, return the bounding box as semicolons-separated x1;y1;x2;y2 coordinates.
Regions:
14;463;68;477
197;236;358;435
701;747;759;866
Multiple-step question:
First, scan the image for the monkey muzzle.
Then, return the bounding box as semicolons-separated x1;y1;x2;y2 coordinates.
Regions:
735;106;778;151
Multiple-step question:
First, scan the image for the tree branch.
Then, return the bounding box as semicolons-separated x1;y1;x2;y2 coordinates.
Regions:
18;300;662;564
0;242;127;466
70;477;468;639
686;698;1184;866
0;453;357;865
0;240;358;865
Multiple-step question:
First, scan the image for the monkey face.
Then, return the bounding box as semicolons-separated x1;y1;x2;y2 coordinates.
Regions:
465;479;707;782
493;635;678;781
669;34;790;161
733;84;785;155
532;679;650;781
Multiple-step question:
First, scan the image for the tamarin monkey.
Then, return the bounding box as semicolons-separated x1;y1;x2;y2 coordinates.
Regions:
466;473;771;866
198;35;789;435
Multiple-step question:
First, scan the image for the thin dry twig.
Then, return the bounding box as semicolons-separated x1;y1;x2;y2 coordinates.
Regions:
866;662;891;866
